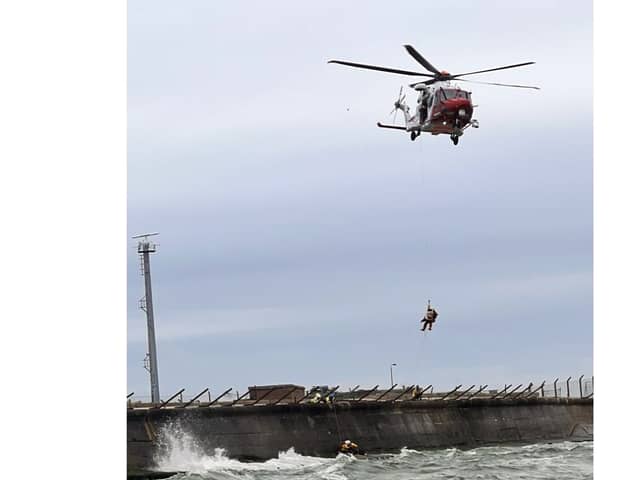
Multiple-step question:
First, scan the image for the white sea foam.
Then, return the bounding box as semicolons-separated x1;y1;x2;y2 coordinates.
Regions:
154;424;345;477
398;446;421;457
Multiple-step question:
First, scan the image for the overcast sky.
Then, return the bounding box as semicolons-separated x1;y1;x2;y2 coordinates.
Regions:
127;0;592;400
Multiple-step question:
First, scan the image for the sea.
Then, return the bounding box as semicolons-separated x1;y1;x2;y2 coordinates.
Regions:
154;430;593;480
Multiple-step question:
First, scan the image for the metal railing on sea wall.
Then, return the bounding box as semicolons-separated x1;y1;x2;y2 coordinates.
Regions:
127;374;593;410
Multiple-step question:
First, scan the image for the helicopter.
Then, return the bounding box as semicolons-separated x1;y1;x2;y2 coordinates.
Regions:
328;45;539;145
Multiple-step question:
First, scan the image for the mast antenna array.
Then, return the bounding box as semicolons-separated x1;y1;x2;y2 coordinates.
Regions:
133;232;161;404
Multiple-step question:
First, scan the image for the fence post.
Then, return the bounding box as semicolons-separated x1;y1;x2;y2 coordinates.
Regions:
375;384;397;402
525;381;545;399
490;384;512;400
566;377;572;398
230;390;251;406
440;385;463;401
181;388;209;408
389;385;415;402
203;387;233;407
452;385;476;401
513;383;533;399
348;385;360;399
553;378;559;398
503;384;523;399
355;385;379;402
159;388;186;408
468;385;488;400
579;375;584;398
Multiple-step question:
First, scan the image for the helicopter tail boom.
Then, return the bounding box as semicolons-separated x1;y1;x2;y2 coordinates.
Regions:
376;122;406;130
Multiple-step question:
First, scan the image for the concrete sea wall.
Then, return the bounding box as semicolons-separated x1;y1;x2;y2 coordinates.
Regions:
127;397;592;477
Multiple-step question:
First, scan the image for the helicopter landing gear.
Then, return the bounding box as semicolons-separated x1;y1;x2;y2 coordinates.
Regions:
450;134;459;145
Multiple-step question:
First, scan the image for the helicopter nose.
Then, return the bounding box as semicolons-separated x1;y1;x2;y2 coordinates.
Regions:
442;98;472;115
443;98;471;109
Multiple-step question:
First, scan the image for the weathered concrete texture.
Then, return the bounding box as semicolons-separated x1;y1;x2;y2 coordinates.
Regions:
127;397;592;476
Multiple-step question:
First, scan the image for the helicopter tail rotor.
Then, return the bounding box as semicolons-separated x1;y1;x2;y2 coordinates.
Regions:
390;86;406;123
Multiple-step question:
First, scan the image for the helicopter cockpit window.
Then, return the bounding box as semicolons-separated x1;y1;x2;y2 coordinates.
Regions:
443;88;467;99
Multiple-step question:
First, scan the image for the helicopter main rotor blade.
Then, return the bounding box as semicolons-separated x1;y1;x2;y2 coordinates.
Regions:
451;62;536;78
456;78;540;90
328;60;436;77
403;45;440;75
409;78;439;88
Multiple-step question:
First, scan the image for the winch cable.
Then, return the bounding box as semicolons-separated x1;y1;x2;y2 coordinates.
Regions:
331;402;344;442
414;323;428;371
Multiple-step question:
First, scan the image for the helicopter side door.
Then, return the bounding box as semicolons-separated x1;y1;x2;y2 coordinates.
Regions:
417;88;434;124
425;88;437;122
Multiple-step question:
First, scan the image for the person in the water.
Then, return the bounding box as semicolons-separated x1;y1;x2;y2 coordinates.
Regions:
339;439;361;455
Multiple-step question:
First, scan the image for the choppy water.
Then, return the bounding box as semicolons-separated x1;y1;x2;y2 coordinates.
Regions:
154;431;592;480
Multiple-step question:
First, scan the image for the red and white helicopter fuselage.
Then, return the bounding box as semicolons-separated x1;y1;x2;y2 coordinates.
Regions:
392;81;479;142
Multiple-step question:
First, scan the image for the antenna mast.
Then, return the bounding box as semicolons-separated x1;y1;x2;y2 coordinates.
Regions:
133;232;161;404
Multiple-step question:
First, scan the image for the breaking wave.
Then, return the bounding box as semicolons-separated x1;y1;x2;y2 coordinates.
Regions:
154;424;353;479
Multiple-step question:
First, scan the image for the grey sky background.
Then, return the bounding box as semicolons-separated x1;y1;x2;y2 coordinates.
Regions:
128;0;592;398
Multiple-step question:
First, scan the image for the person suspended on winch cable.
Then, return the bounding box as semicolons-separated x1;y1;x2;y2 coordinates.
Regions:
420;301;438;331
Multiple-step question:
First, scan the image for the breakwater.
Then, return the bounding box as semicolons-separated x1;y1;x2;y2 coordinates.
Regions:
127;395;593;478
